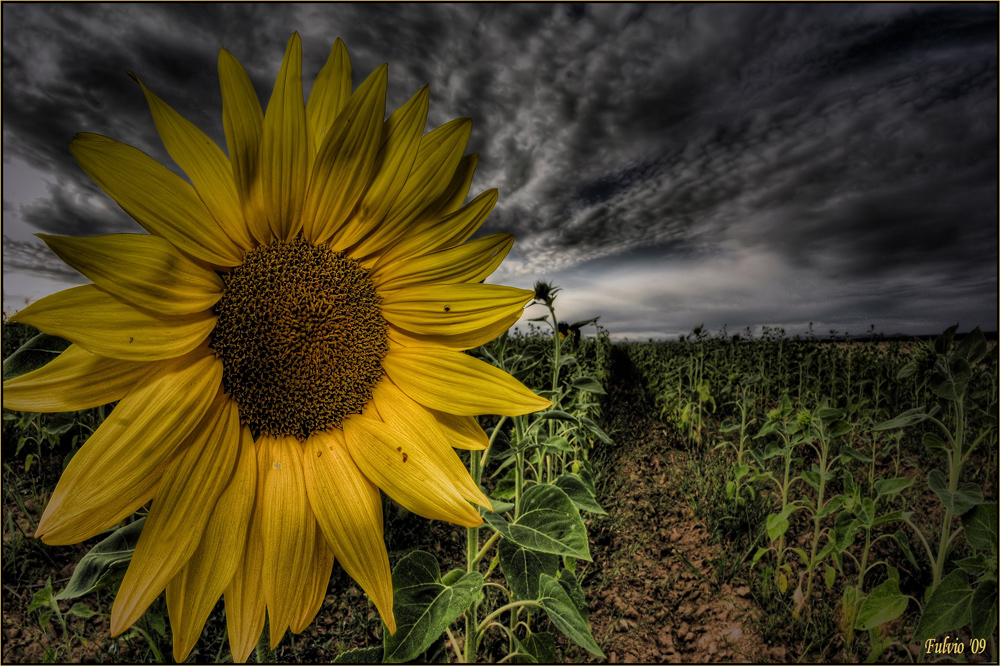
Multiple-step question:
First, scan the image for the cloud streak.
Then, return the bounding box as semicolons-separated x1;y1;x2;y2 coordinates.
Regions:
3;3;996;335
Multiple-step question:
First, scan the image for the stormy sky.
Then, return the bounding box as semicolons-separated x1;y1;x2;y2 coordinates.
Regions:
2;3;997;340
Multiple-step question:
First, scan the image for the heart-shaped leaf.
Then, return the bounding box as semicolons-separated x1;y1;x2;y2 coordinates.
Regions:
855;578;908;630
912;569;974;643
554;474;605;515
928;470;983;516
874;477;914;498
963;502;998;553
513;631;557;664
537;574;603;657
2;333;71;381
569;376;605;395
56;518;145;600
498;539;558;601
382;551;483;663
484;485;591;560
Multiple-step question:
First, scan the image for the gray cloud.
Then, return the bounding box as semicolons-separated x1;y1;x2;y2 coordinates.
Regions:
2;3;996;335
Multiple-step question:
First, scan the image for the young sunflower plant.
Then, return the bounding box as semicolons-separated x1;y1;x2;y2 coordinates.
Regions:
2;33;550;662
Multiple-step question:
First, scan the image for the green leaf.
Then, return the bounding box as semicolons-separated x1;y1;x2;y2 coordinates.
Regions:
815;407;844;422
955;553;991;578
817;495;846;520
67;603;97;619
928;470;984;516
872;510;910;528
382;551;483;663
537;574;603;657
838;445;873;463
893;530;919;570
953;327;988;364
874;477;914;498
333;647;384;664
557;354;577;369
855;579;908;630
535;410;578;425
963;503;998;553
873;407;931;431
554;474;605;515
498;539;559;601
513;632;557;664
922;432;948;453
569;376;605;395
825;564;836;590
56;518;146;600
2;333;71;381
935;324;959;355
834;513;861;552
555;568;589;621
483;485;591;560
970;579;998;640
578;417;612;444
912;569;974;643
827;419;852;439
28;580;54;614
765;505;797;543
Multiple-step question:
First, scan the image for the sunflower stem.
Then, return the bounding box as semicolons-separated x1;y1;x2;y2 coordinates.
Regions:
255;619;276;664
466;426;486;663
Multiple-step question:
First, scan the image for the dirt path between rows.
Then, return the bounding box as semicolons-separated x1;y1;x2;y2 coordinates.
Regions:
581;348;783;664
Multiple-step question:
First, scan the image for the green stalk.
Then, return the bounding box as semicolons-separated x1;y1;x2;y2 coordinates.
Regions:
802;434;829;619
932;398;965;589
465;441;483;663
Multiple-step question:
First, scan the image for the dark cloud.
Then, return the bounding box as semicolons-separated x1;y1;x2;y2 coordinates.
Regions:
2;3;996;335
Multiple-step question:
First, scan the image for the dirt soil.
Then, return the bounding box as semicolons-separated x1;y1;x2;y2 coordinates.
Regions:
582;347;779;664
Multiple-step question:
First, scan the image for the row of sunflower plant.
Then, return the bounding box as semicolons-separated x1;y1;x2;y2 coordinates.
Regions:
624;324;997;662
360;282;612;664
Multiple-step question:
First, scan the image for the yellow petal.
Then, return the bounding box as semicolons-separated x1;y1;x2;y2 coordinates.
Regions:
373;233;514;291
304;430;396;634
387;310;522;351
219;47;270;245
380;284;533;337
225;436;269;664
111;391;241;636
35;350;222;545
12;284;215;361
262;33;308;241
166;426;256;663
383;347;551;417
306;38;351;154
344;380;490;523
2;344;152;413
375;188;498;266
350;117;472;259
429;153;478;219
344;415;484;528
38;233;224;315
289;529;335;634
430;410;489;451
260;435;316;648
69;133;242;266
303;64;387;244
331;85;429;252
131;73;252;250
371;381;490;506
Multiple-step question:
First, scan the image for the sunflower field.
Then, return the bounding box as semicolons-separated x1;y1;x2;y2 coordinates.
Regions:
3;297;997;664
1;32;997;666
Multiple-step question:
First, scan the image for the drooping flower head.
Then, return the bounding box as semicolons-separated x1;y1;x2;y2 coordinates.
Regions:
3;34;549;662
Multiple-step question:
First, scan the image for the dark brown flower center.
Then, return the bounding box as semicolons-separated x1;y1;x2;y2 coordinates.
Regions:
213;237;388;439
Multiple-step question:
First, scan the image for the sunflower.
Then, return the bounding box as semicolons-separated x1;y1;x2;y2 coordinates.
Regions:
2;34;549;662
